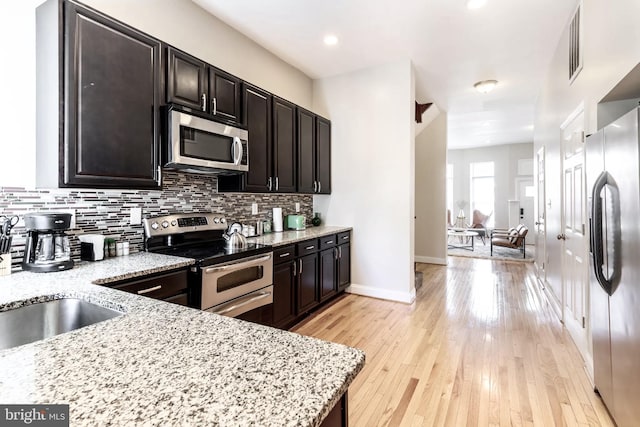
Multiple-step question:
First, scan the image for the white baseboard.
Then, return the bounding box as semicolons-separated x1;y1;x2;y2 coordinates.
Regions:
346;283;416;304
415;255;447;265
542;282;563;322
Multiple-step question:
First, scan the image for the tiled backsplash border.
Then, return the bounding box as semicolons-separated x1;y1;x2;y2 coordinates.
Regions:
0;171;313;269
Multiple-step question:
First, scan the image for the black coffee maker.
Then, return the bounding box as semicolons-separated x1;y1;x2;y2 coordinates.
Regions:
22;213;74;273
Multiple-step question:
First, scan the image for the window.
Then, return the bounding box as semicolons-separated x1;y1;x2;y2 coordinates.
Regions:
446;164;454;218
470;162;495;227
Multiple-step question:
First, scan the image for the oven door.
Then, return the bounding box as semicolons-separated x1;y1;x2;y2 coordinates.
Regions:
166;109;248;173
201;253;273;312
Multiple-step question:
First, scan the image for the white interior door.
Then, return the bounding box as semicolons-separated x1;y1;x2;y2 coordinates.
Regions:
560;107;590;362
535;147;546;282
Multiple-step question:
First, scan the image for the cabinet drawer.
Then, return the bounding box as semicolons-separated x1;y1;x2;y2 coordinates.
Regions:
296;239;319;256
113;270;187;300
274;245;296;264
165;292;189;307
320;234;338;249
337;231;351;244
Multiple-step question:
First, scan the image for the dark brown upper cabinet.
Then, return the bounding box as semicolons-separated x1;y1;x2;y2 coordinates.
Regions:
36;0;162;189
316;116;332;194
297;108;316;193
167;47;241;124
272;97;297;193
243;83;273;192
296;109;331;194
209;68;241;123
167;47;207;111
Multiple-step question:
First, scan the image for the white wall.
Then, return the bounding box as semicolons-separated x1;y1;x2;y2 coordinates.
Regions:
312;60;416;303
535;0;640;310
415;112;448;264
0;0;313;188
448;143;534;228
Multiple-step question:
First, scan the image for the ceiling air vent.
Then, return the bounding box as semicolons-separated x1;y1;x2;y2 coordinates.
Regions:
569;2;583;83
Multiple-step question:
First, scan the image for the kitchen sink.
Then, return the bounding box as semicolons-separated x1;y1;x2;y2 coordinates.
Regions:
0;298;123;350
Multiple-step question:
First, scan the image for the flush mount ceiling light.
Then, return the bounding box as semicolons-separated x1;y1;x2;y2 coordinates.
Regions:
474;79;498;93
323;34;339;46
466;0;487;9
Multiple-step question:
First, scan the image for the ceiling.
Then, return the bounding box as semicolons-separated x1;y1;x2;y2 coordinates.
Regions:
193;0;577;149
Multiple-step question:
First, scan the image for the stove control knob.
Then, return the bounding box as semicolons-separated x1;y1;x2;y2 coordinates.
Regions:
162;220;170;228
171;220;177;226
220;218;226;224
151;222;159;230
213;217;220;224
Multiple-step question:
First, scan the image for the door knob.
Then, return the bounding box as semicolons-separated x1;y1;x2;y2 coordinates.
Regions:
535;221;542;225
557;234;566;240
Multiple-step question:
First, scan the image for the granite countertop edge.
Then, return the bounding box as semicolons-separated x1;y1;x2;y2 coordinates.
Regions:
0;247;364;426
248;225;353;247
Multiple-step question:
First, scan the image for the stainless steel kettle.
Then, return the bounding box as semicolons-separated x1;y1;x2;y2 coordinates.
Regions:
224;224;247;249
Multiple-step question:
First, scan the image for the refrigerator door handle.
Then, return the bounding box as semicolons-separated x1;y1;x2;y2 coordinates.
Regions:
591;171;621;296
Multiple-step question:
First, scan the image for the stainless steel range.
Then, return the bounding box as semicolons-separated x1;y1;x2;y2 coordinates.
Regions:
143;213;273;317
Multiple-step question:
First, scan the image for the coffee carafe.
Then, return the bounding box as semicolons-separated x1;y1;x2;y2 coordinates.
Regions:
22;213;74;273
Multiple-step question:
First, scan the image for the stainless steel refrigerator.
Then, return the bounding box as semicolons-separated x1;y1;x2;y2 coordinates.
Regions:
587;106;640;427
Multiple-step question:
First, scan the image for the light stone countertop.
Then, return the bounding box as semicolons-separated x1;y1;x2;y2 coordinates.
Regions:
0;251;365;426
248;225;352;247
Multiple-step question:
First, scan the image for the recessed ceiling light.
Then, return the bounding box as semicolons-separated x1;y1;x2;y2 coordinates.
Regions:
474;80;498;93
466;0;487;9
323;34;339;46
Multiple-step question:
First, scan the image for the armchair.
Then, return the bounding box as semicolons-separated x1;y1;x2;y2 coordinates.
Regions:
490;224;528;258
467;210;492;244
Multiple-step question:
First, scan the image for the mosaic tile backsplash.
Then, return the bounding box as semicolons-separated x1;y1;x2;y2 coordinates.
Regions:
0;171;313;269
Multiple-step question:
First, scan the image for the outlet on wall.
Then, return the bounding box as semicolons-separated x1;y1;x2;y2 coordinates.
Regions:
130;207;142;225
251;203;258;215
295;202;300;213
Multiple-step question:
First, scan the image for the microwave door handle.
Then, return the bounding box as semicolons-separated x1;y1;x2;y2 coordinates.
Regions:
233;138;243;165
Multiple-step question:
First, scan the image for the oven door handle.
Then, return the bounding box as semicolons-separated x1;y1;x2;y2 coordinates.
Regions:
203;253;272;274
206;289;272;317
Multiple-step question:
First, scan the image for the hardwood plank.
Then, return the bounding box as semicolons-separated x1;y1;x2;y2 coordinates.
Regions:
292;257;615;426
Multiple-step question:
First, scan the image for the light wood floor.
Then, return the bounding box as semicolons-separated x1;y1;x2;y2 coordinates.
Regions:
293;257;614;426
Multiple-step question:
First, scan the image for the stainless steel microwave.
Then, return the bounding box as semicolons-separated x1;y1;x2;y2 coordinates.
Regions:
165;107;248;174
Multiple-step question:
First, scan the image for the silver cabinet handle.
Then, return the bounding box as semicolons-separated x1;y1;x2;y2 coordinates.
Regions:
201;93;207;112
305;245;315;250
293;260;297;276
299;258;303;275
156;165;162;185
313;181;317;192
326;240;334;244
268;177;273;191
275;177;279;191
138;285;162;295
318;181;322;192
334;247;338;260
342;236;349;240
339;246;342;258
279;252;290;257
212;97;217;115
204;253;272;274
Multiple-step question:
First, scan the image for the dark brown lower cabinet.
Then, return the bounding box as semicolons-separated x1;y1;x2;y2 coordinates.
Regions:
337;243;351;291
297;253;319;313
272;259;297;329
319;247;338;301
320;393;349;427
106;269;188;305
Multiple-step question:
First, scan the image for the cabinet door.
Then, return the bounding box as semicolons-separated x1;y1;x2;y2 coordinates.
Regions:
338;243;351;291
272;261;297;329
244;84;272;192
209;67;241;123
319;248;337;301
64;2;161;188
167;47;207;111
297;254;319;313
316;116;332;194
297;108;316;193
273;97;297;193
